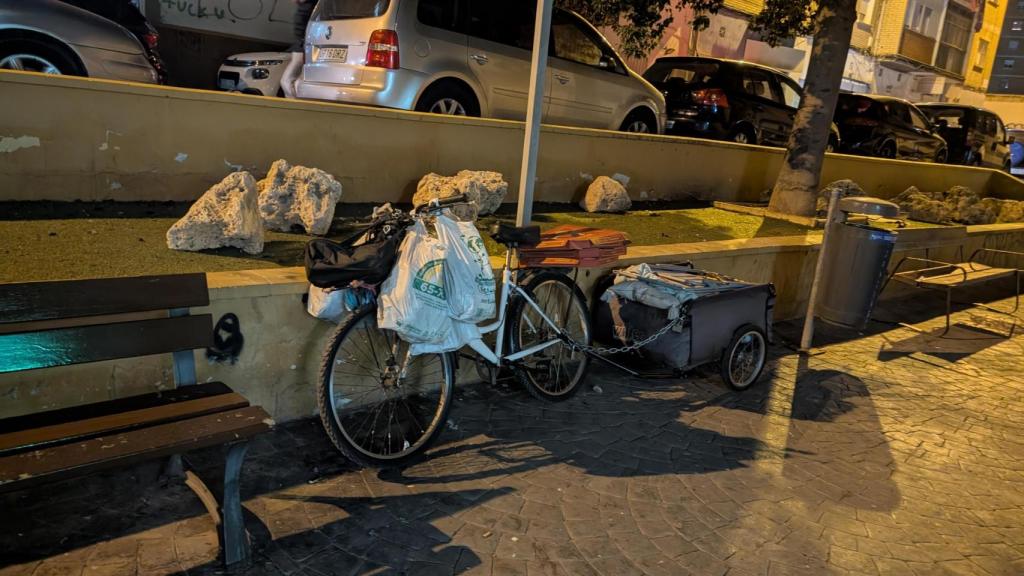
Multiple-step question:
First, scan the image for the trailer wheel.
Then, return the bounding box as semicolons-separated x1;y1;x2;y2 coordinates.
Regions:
720;324;767;390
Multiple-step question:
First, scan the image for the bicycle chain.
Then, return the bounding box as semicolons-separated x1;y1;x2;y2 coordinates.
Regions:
565;316;684;356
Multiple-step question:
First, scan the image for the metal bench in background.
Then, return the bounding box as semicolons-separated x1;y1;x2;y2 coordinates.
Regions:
881;248;1024;336
0;273;273;568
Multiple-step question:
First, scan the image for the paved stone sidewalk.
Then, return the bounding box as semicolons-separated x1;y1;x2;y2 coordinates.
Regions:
2;295;1024;575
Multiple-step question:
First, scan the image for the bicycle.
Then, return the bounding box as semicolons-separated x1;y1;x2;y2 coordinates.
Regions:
317;194;592;467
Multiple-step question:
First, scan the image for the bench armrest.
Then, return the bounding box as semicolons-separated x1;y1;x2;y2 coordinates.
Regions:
968;248;1024;270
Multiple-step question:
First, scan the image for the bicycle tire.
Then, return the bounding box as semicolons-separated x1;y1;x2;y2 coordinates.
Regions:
507;271;592;401
317;303;455;468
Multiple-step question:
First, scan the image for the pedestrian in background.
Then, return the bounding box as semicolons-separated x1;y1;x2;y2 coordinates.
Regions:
281;0;315;98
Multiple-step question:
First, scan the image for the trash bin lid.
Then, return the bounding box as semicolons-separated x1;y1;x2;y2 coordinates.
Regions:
838;196;900;218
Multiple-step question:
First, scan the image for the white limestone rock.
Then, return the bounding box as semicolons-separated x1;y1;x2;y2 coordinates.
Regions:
413;170;509;221
998;199;1024;223
258;159;342;235
817;180;863;213
580;176;631;213
167;172;264;254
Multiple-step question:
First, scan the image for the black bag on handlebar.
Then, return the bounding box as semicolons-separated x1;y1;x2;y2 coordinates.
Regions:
304;223;406;288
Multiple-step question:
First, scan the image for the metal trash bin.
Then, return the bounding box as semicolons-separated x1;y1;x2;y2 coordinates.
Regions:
817;196;900;329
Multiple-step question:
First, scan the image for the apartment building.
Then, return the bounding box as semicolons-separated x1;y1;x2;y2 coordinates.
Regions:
612;0;1005;106
988;0;1024;93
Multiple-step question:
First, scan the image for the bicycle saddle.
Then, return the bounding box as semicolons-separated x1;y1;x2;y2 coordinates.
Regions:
490;223;541;248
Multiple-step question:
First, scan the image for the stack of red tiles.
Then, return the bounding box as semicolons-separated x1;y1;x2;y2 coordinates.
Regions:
518;225;630;268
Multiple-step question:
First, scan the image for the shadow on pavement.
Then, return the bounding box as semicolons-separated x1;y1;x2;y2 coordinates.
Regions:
379;370;808;486
177;488;511;575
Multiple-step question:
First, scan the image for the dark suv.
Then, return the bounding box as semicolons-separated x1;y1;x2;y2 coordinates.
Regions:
834;94;947;163
642;56;840;149
917;104;1012;170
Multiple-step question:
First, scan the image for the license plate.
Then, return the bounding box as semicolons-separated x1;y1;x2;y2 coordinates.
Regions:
315;46;348;63
218;78;236;91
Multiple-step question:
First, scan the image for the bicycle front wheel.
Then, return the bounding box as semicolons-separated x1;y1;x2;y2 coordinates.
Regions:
317;303;455;468
508;271;591;401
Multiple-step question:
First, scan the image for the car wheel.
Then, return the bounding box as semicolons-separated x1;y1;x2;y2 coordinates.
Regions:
0;38;82;76
730;127;756;145
878;141;897;159
619;109;657;134
415;82;480;117
934;148;948;164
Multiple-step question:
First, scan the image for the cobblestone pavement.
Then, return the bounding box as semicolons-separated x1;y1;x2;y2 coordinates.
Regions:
3;294;1024;575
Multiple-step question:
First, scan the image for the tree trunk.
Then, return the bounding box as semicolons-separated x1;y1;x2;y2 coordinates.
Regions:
768;0;858;217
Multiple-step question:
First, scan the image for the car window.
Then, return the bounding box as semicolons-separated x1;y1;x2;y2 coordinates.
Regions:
980;113;998;136
888;102;912;125
924;107;964;128
642;61;719;87
995;117;1007;141
552;12;604;67
909;107;930;130
836;95;885;121
468;0;534;50
319;0;390;19
778;78;802;109
742;69;781;104
418;0;461;31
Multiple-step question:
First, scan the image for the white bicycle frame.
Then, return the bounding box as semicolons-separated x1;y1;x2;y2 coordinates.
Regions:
466;250;568;366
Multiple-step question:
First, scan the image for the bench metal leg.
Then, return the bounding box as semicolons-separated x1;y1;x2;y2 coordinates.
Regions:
180;442;252;570
222;442;250;568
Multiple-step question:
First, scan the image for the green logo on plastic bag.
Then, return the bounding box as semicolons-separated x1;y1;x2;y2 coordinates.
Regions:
413;259;446;300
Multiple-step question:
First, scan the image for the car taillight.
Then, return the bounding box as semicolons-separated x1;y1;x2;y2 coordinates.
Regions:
691;88;729;108
367;29;399;69
143;31;158;49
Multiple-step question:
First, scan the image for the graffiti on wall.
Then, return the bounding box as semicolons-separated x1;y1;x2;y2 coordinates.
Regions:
155;0;297;43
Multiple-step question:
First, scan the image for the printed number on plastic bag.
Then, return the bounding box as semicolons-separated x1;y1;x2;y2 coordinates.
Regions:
435;214;496;322
377;220;453;344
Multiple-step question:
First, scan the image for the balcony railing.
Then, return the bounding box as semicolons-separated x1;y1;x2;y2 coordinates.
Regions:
900;28;937;65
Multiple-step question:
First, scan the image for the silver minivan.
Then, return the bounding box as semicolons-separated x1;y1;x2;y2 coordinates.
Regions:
297;0;665;133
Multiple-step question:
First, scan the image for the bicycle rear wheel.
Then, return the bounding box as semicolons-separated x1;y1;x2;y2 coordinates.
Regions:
317;303;454;468
508;271;591;401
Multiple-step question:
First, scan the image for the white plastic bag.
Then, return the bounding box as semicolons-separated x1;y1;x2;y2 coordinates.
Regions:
377;220;453;344
410;319;483;355
307;284;345;322
435;213;496;322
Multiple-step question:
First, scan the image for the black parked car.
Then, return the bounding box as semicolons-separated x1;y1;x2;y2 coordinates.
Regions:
917;104;1012;170
642;56;840;150
59;0;167;83
834;93;947;163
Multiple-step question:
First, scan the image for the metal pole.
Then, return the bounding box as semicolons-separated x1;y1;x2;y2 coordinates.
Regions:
799;190;842;352
515;0;555;228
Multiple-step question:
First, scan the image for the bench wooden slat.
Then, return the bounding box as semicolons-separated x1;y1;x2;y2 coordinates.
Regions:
0;392;250;455
895;264;1017;288
0;315;213;373
0;274;209;324
0;382;233;434
0;406;272;493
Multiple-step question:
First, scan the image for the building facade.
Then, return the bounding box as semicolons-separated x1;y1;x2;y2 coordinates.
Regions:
988;0;1024;93
612;0;1006;107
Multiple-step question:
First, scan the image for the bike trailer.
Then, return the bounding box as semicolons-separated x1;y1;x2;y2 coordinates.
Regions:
593;263;775;389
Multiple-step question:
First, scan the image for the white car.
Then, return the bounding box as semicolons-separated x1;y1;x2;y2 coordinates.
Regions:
217;52;291;96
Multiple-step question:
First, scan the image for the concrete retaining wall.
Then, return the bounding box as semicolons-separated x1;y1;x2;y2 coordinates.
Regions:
3;70;1024;205
3;224;1023;424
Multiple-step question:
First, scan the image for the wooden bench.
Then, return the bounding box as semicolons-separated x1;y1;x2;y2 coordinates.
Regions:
0;273;273;568
881;248;1023;336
